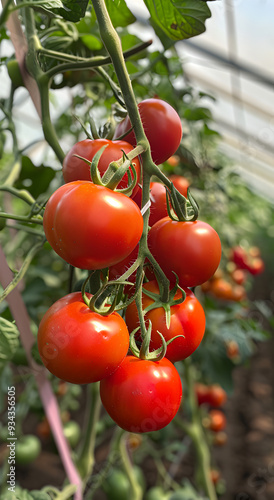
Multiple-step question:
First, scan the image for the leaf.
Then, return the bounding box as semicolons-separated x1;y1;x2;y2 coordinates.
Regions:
80;34;103;51
0;318;20;374
31;0;89;22
183;106;212;121
144;0;211;41
14;156;55;199
104;0;136;27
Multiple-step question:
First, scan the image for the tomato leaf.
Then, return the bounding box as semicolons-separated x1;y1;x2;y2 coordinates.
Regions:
143;0;212;41
14;156;56;199
104;0;136;27
0;318;20;374
29;0;89;22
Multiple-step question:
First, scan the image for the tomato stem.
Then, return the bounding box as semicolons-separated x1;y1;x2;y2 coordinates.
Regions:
118;432;143;500
76;382;101;481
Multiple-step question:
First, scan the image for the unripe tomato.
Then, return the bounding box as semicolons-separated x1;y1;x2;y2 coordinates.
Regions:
100;356;182;433
62;139;141;197
43;181;143;270
148;218;222;287
113;99;182;165
15;435;41;465
37;292;130;384
125;281;206;363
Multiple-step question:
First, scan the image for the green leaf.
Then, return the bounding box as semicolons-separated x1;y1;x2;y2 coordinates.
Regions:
0;318;20;374
144;0;211;41
183;106;212;121
32;0;89;22
80;34;103;50
105;0;136;27
14;156;55;199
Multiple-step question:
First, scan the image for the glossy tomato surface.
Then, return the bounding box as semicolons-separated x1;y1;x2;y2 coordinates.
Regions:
62;139;141;197
43;181;143;270
113;99;182;165
100;355;182;433
125;281;205;363
148;218;222;287
37;292;129;384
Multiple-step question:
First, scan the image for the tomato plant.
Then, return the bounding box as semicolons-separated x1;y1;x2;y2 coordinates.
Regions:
62;139;141;197
43;181;143;270
100;356;182;433
148;218;222;287
37;292;130;384
113;99;183;165
125;280;206;363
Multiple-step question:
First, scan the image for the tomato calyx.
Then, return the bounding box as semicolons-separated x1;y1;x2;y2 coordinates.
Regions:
81;271;133;316
73;144;143;195
142;279;186;329
166;183;199;222
129;320;181;362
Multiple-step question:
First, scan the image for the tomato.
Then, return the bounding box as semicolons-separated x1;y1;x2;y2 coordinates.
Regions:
113;99;182;165
63;421;81;448
213;431;228;446
62;139;141;197
166;155;180;167
195;383;210;406
169;175;190;198
100;355;182;433
210;469;221;485
43;181;143;270
132;182;168;227
231;268;246;285
226;340;240;360
15;435;41;465
7;60;24;88
230;246;248;269
248;257;264;275
209;279;246;302
207;385;227;407
208;410;227;432
103;466;145;500
148;218;222;287
145;487;170;500
125;281;205;363
37;292;130;384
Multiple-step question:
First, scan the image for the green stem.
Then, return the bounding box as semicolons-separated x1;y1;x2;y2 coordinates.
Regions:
22;8;65;164
178;359;217;500
119;433;143;500
0;186;35;205
76;382;101;481
0;239;45;304
0;212;43;225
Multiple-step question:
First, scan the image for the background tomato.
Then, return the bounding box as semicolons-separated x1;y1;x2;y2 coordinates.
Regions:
208;410;227;432
37;292;130;384
43;181;143;270
100;355;182;433
15;435;41;465
169;175;190;198
113;99;182;165
148;218;222;287
62;139;141;197
125;281;206;363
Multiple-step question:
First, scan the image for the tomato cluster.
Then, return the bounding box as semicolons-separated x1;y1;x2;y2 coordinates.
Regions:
39;98;223;434
230;245;264;275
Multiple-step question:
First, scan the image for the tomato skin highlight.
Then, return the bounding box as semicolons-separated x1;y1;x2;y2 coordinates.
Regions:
37;292;130;384
62;139;141;198
100;355;182;433
125;281;206;363
148;218;222;287
113;99;182;165
43;181;143;270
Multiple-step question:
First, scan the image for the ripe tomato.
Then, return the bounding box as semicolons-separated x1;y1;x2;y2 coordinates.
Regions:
43;181;143;270
100;355;182;433
62;139;141;197
148;218;222;287
37;292;130;384
132;182;168;227
248;257;264;275
209;279;246;302
208;409;227;432
207;385;227;407
195;383;210;406
113;99;182;165
169;175;190;198
231;268;246;285
125;280;205;363
226;340;240;360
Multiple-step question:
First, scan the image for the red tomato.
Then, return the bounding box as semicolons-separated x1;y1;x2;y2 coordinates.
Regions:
195;383;210;406
132;182;168;227
62;139;141;197
37;292;129;384
248;257;264;275
169;175;190;198
231;268;246;285
208;410;227;432
125;281;205;363
113;99;182;165
148;218;222;287
43;181;143;270
207;385;227;407
100;355;182;433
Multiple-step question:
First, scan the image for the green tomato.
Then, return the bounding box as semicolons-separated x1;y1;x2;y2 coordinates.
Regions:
103;466;145;500
15;435;41;465
145;486;170;500
63;421;81;448
6;60;24;88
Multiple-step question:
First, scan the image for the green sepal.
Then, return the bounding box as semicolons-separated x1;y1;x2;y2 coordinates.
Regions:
166;183;199;222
